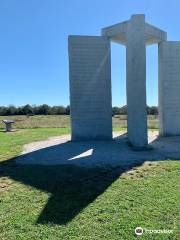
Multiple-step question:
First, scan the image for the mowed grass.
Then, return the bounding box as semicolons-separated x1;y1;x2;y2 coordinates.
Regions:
0;128;70;162
0;119;179;239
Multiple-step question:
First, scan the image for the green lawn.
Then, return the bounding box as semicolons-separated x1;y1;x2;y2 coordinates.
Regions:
0;128;179;240
0;128;70;162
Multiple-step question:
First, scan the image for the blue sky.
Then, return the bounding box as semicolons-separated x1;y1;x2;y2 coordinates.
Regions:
0;0;179;107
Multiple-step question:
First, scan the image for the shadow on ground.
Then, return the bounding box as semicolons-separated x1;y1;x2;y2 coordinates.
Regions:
0;157;135;225
0;133;179;225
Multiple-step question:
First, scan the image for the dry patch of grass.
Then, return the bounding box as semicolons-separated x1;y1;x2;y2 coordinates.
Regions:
0;115;70;129
0;177;12;192
0;115;159;130
123;162;161;180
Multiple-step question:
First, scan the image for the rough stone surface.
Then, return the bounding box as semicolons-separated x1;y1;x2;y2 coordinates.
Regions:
159;41;180;136
68;14;180;147
16;132;180;168
101;16;167;45
68;36;112;140
126;15;148;148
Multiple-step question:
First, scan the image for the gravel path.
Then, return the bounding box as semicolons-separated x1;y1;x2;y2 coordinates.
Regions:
16;131;180;168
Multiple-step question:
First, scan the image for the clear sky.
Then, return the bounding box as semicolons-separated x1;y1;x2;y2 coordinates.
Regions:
0;0;179;107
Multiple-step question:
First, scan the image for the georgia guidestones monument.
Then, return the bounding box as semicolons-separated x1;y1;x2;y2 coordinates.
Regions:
68;14;180;149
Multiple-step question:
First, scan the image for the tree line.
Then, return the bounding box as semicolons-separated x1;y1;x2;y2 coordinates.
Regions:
112;105;158;115
0;104;158;116
0;104;70;116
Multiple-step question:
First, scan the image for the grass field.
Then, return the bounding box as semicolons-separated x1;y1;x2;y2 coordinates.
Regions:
0;117;179;239
0;114;159;130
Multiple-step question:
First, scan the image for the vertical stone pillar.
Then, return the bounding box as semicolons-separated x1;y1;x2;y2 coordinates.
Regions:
68;36;112;140
126;14;148;148
158;41;180;136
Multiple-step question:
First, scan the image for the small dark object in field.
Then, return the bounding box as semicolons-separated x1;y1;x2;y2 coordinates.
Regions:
26;114;35;117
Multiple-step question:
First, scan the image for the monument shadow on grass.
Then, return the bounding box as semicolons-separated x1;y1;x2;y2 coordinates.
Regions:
0;134;177;225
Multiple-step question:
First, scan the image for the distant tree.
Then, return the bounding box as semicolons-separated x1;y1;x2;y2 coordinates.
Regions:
37;104;50;115
147;106;158;115
0;106;8;116
66;105;70;115
119;105;127;115
5;105;17;115
50;106;59;115
112;106;127;115
112;107;120;115
22;104;34;115
57;106;66;115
